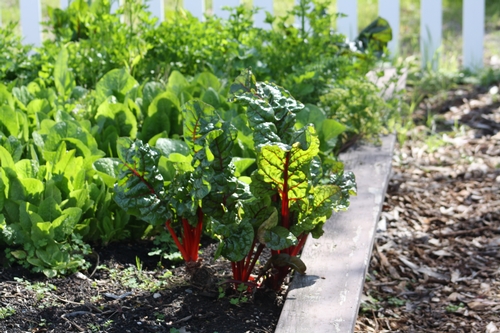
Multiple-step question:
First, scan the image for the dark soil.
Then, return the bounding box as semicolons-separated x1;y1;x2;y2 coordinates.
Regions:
0;240;284;333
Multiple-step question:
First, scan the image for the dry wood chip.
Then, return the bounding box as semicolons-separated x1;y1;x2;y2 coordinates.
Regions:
467;299;500;311
398;255;449;281
486;322;499;333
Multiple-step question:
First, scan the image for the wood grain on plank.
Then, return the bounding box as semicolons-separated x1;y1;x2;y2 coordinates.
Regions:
275;134;395;333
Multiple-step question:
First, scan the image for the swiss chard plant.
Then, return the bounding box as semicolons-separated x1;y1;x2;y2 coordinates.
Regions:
214;69;356;289
113;99;249;268
111;70;356;290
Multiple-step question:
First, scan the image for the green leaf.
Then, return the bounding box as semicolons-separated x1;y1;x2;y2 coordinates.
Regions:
212;216;254;262
262;226;298;250
114;138;168;226
0;105;19;137
141;91;181;141
52;207;83;241
166;70;189;95
15;160;39;179
32;221;54;248
38;196;62;222
0;147;16;170
229;69;304;150
320;119;346;152
54;48;75;100
12;86;33;106
257;126;319;207
296;104;325;129
195;72;221;91
155;138;190;157
95;68;138;105
10;250;27;260
95;101;138;139
93;158;121;187
231;157;255;176
182;100;216;152
142;81;165;116
20;178;44;203
201;87;221;108
356;17;392;53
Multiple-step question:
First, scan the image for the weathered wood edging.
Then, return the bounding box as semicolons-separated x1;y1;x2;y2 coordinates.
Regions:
275;134;396;333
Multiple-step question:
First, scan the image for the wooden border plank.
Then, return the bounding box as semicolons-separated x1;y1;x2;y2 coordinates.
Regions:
275;134;395;333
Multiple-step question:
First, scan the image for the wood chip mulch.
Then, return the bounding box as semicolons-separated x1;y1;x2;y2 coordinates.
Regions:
355;85;500;333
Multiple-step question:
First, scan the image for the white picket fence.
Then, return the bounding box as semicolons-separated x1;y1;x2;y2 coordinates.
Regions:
6;0;486;70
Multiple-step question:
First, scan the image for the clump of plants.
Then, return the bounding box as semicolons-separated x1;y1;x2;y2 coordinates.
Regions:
113;70;356;290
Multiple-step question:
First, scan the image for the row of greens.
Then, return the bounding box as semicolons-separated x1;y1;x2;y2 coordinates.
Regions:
0;0;397;288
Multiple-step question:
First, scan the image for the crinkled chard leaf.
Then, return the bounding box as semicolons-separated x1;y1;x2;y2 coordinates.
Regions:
114;138;168;226
229;69;304;150
212;213;254;262
256;126;319;209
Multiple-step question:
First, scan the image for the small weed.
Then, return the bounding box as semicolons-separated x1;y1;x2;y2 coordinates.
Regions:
387;297;406;307
446;302;465;313
229;283;249;305
424;135;447;153
14;277;57;301
359;295;380;313
0;306;15;320
154;312;166;322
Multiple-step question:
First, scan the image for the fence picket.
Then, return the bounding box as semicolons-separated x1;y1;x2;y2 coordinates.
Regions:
253;0;273;29
337;0;358;40
8;0;493;71
111;0;120;13
463;0;484;69
184;0;205;21
60;0;71;9
146;0;164;23
213;0;240;20
379;0;400;57
420;0;442;69
20;0;42;47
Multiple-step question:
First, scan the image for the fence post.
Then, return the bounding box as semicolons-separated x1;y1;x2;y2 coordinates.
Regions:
111;0;120;13
420;0;442;70
253;0;273;29
60;0;71;8
183;0;205;21
146;0;164;24
20;0;42;47
213;0;240;20
378;0;399;57
463;0;484;70
337;0;358;40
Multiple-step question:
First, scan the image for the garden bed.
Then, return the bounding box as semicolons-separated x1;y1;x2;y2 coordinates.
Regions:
0;135;395;333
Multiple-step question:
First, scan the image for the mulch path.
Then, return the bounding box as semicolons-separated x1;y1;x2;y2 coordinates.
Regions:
355;84;500;332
